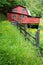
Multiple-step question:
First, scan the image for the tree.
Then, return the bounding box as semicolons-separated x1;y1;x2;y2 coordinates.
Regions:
0;0;43;17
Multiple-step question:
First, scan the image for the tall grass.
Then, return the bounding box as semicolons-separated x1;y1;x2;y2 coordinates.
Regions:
0;21;42;65
28;18;43;60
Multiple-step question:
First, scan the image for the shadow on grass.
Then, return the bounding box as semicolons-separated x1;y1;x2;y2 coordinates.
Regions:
0;13;7;21
40;47;43;57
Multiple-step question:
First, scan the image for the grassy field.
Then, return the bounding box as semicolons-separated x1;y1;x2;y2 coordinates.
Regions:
0;14;43;65
40;18;43;57
28;18;43;60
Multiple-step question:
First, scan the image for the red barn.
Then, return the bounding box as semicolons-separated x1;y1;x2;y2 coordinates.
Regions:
7;5;40;25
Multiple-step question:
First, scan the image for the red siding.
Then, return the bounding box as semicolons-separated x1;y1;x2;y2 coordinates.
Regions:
12;6;28;15
7;13;40;24
19;16;40;24
7;13;12;21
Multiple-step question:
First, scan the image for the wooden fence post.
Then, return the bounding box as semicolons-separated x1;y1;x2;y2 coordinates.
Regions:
16;22;18;28
19;24;22;33
36;26;40;48
24;24;27;40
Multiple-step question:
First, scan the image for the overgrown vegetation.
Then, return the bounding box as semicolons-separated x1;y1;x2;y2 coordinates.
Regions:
40;18;43;56
0;0;43;17
0;14;42;65
28;18;43;60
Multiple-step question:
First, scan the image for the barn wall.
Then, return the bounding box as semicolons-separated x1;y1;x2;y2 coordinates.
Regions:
7;13;40;24
12;6;28;15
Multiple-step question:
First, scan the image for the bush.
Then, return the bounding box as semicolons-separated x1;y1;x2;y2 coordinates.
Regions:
0;21;42;65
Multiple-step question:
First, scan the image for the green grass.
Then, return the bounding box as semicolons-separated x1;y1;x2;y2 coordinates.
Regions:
0;14;42;65
28;18;43;61
40;18;43;56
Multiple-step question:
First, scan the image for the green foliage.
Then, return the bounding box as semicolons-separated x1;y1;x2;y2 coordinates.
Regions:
25;0;43;17
28;18;43;60
0;0;43;17
0;19;42;65
40;18;43;56
0;14;7;21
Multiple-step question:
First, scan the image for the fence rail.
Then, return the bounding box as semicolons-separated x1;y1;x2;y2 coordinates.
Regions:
17;23;40;48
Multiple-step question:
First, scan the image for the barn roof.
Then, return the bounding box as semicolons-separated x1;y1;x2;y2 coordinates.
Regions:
26;8;31;16
8;5;41;19
9;5;31;16
8;12;41;18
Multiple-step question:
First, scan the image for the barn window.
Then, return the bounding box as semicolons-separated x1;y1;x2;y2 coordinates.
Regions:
20;15;24;19
12;9;17;12
12;15;16;18
22;8;26;11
